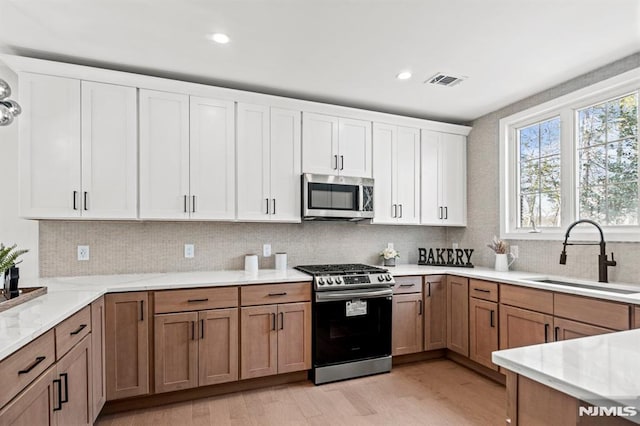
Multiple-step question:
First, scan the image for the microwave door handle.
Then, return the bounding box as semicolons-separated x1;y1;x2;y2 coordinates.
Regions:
359;185;364;212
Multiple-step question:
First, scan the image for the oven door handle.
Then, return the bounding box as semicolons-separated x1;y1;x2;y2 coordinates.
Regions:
315;288;393;302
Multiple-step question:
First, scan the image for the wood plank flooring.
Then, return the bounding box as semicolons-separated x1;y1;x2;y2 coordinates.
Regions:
96;359;505;425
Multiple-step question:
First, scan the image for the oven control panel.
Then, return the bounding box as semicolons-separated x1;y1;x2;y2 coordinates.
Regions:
314;273;395;290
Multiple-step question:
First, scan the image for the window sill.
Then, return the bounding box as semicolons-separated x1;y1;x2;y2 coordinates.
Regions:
502;228;640;243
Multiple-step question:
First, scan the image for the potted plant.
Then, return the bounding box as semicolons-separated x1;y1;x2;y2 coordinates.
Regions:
1;244;29;297
486;236;515;272
380;247;399;267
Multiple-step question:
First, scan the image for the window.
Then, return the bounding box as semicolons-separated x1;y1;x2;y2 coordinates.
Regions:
500;68;640;241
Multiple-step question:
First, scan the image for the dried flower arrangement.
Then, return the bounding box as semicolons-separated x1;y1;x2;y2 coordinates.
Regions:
486;236;508;254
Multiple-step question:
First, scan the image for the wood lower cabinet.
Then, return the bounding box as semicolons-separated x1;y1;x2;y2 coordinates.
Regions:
424;275;447;350
446;276;469;356
469;298;498;370
90;296;106;421
553;317;615;341
500;304;553;349
55;335;92;426
240;302;311;379
105;292;149;400
392;293;423;355
154;308;239;393
0;367;56;425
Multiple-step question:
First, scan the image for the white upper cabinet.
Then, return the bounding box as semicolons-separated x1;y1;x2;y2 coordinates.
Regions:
421;130;467;226
372;123;420;225
81;81;137;219
19;73;137;219
237;103;301;222
190;96;236;220
302;113;372;178
139;89;190;219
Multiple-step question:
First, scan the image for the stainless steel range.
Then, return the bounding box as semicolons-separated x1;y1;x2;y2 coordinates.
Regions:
295;263;394;384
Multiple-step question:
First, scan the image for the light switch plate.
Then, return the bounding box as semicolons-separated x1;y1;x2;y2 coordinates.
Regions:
77;245;90;261
184;244;195;258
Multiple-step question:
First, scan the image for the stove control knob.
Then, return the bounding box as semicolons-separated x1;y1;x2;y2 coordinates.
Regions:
318;278;325;285
335;277;343;284
385;275;392;281
327;277;334;284
378;275;384;282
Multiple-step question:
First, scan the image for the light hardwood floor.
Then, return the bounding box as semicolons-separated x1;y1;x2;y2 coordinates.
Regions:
96;359;505;425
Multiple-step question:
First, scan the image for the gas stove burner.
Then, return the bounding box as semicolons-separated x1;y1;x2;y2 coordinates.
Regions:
295;263;395;291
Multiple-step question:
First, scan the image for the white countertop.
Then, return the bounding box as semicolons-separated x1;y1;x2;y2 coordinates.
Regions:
492;330;640;423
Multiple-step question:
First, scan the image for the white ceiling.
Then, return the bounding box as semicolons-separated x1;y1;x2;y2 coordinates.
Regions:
0;0;638;123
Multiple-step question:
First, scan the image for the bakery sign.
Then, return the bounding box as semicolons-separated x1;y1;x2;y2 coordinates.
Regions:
418;247;474;268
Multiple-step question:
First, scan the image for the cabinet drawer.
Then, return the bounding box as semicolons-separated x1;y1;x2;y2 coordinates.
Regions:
241;282;311;306
0;329;55;408
554;293;630;331
469;279;498;302
500;285;553;314
393;276;422;294
55;305;91;360
154;287;238;314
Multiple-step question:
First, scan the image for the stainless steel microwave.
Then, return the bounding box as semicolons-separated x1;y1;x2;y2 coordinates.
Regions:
302;174;374;221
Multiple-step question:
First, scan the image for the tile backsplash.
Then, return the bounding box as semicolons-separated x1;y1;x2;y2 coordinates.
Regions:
39;220;446;277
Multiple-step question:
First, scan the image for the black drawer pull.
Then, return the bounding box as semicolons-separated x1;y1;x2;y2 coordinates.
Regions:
70;324;87;336
490;310;495;328
60;373;69;404
399;284;415;287
473;288;491;293
188;298;209;303
268;292;287;296
53;378;62;411
18;356;46;375
544;323;550;343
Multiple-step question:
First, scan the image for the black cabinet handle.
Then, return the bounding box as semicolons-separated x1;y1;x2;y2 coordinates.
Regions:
192;195;196;213
444;206;448;220
439;206;443;219
268;292;287;297
427;282;431;297
83;192;89;210
280;312;284;330
544;323;550;343
490;310;495;328
272;198;276;215
73;191;78;210
399;284;415;288
334;155;338;170
140;300;144;322
418;300;423;316
70;324;87;336
188;298;209;303
393;204;397;218
399;204;403;218
340;155;344;170
265;198;270;214
18;356;46;375
183;195;188;213
473;288;491;293
200;319;205;339
554;326;560;342
191;321;195;340
271;313;276;331
60;373;69;404
53;378;62;411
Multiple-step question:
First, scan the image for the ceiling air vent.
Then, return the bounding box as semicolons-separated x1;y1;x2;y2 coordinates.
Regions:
425;73;467;87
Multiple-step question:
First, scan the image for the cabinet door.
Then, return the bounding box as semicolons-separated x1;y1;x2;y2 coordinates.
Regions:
139;89;190;219
396;127;420;224
302;112;339;175
469;298;498;370
338;118;372;178
424;276;447;350
392;293;424;355
499;305;554;350
19;72;81;218
81;81;137;219
277;302;311;374
439;133;467;226
90;296;106;422
0;366;56;425
446;276;469;356
553;317;614;342
270;108;302;222
237;103;270;221
56;335;91;426
240;305;278;379
199;308;239;386
189;96;236;220
105;292;149;400
420;130;441;225
372;123;396;224
154;312;199;393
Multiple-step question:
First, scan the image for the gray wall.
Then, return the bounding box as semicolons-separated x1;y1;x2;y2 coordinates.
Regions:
39;221;445;277
448;52;640;284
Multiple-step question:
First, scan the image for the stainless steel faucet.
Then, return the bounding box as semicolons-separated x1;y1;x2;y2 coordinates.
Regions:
559;219;616;283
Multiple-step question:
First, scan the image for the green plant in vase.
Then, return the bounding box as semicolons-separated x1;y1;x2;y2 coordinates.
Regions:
1;244;29;296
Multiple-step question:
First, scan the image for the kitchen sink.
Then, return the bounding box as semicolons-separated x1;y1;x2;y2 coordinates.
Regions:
526;278;640;294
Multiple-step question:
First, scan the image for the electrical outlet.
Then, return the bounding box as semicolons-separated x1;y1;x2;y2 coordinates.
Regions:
452;243;459;249
387;243;394;250
263;244;272;257
184;244;195;258
77;245;90;261
511;245;519;259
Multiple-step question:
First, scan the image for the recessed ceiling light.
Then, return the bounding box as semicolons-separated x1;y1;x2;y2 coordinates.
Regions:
211;33;230;44
396;71;412;80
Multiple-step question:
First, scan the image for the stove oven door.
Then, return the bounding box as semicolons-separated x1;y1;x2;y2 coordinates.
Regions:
314;289;392;367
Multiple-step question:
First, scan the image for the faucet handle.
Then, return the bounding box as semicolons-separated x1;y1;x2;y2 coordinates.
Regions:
609;252;617;266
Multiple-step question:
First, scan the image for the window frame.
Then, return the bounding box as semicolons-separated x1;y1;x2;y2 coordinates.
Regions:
499;67;640;242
